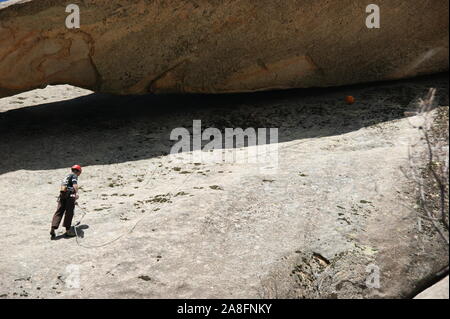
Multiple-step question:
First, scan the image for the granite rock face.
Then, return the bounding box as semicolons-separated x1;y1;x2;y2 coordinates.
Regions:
0;0;448;96
0;75;448;299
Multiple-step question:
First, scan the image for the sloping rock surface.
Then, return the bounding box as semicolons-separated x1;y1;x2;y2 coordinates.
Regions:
414;276;449;299
0;74;448;298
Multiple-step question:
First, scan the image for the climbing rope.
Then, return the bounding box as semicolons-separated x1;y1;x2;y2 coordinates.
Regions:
72;157;192;249
72;137;306;249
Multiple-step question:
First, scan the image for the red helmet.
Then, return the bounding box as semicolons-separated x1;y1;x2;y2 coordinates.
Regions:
71;164;82;173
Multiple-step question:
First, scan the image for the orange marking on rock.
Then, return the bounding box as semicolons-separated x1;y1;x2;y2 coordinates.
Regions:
345;95;355;105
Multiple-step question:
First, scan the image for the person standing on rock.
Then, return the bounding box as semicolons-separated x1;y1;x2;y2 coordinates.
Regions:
50;165;82;239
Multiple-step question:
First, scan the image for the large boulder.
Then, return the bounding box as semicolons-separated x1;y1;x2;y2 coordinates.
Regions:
0;0;448;97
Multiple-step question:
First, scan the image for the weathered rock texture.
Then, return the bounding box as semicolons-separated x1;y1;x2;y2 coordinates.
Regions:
0;74;448;299
0;0;448;97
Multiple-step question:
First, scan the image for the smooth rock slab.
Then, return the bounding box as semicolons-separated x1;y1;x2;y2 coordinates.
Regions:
0;74;448;298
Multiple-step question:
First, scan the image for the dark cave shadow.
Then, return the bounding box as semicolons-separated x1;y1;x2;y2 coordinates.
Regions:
0;73;448;175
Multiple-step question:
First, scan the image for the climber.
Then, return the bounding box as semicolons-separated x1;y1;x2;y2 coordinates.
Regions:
50;165;82;239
